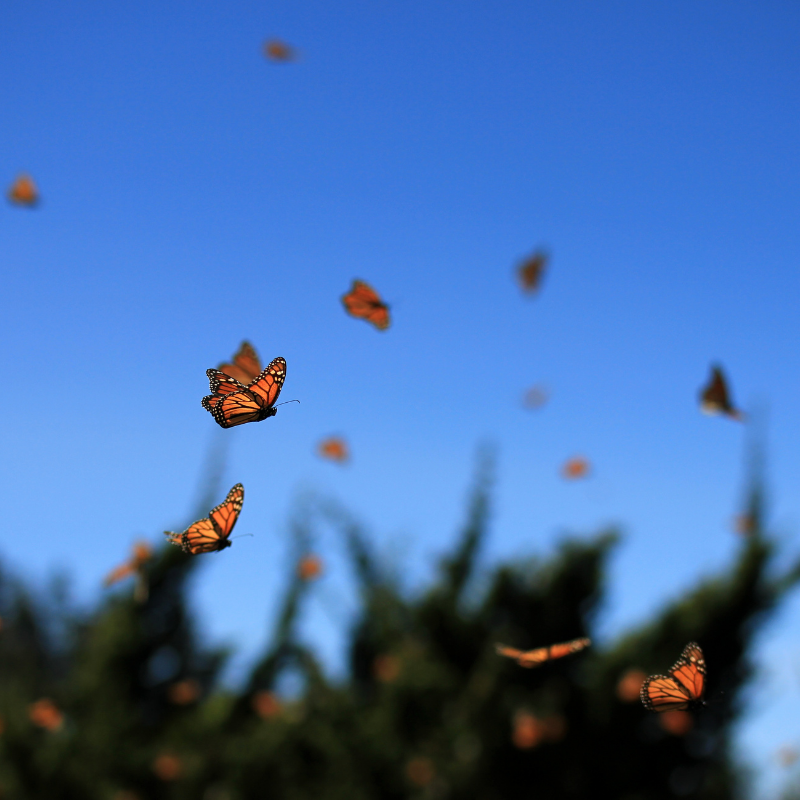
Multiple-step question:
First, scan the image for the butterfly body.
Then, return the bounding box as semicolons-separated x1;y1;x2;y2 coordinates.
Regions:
640;642;706;712
165;483;244;555
202;357;286;428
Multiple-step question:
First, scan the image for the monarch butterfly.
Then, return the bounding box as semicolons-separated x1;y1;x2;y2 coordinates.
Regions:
164;483;244;554
341;280;390;330
561;456;590;480
640;642;706;712
495;637;591;668
217;341;262;385
318;436;349;463
263;39;296;61
517;249;548;293
202;357;286;428
104;541;153;586
7;174;38;206
699;365;744;421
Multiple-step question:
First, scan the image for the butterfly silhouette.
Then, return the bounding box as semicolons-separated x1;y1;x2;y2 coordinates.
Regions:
517;250;548;294
217;341;262;385
203;357;286;428
699;365;744;421
640;642;706;712
341;280;390;330
495;637;591;668
165;483;244;554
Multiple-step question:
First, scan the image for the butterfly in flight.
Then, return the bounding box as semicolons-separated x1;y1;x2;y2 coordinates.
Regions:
699;365;744;421
7;174;39;206
341;280;391;330
318;436;349;463
203;356;286;428
516;249;549;294
495;637;591;668
165;483;244;554
640;642;706;712
263;39;296;62
561;456;590;480
217;341;262;385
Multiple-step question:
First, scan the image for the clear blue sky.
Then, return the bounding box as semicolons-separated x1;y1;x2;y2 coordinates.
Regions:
2;2;800;795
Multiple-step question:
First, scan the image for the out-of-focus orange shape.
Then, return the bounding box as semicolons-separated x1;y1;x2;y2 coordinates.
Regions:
218;341;262;385
512;711;544;749
317;437;349;463
252;690;281;719
561;457;590;480
516;249;548;294
104;540;153;587
734;513;756;536
153;752;182;781
616;668;647;702
167;678;201;705
373;654;401;683
297;554;323;581
341;280;391;330
263;39;295;62
405;756;435;787
28;698;64;731
7;174;39;206
522;385;549;409
777;746;800;767
658;709;693;736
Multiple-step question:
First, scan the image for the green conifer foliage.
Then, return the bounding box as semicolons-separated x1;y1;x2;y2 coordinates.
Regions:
0;456;796;799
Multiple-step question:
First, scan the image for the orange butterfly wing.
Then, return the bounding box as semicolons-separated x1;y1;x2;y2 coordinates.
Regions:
341;280;390;330
318;437;349;462
495;637;591;668
517;251;548;293
641;642;706;712
165;484;244;555
218;341;262;385
202;358;286;428
7;174;39;206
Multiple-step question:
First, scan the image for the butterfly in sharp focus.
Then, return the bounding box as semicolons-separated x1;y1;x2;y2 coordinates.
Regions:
217;341;263;385
202;356;286;428
341;280;391;330
495;637;591;668
640;642;707;712
164;483;244;554
699;364;744;421
516;249;549;294
7;174;39;206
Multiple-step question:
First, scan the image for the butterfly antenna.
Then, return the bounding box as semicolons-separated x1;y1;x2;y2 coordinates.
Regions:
232;533;255;540
275;399;300;408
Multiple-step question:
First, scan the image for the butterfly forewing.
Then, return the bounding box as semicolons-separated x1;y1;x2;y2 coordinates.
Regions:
641;642;706;712
208;483;244;538
246;357;286;406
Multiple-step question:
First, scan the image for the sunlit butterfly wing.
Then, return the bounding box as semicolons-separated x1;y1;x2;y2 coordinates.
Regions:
202;358;286;428
341;280;390;330
641;642;706;712
517;250;548;293
495;637;591;668
218;341;262;384
103;562;135;587
7;174;39;206
699;365;744;421
165;483;244;555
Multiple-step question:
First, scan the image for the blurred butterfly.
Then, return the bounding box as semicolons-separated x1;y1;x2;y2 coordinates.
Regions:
263;39;296;62
640;642;706;712
318;436;349;463
217;341;262;385
699;365;744;421
516;249;548;294
202;357;286;428
561;456;590;480
341;280;390;330
7;174;38;206
104;540;153;602
495;637;591;668
165;483;244;554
